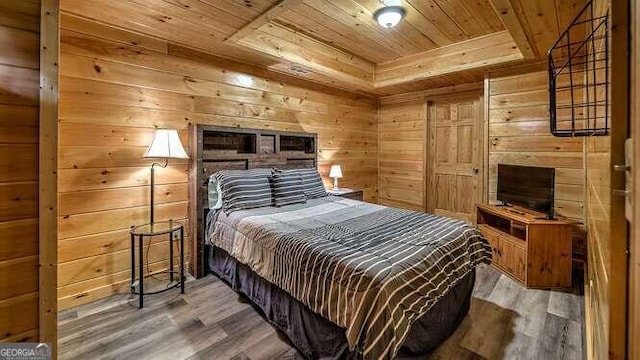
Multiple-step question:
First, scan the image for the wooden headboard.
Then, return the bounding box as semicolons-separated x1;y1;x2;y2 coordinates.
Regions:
189;125;318;277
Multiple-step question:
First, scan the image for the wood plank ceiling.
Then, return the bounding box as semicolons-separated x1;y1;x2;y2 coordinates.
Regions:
60;0;586;96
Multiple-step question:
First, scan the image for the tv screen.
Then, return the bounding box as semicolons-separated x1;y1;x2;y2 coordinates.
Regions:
497;164;555;216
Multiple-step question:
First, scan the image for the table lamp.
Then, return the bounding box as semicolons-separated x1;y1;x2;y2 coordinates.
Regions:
329;164;343;190
143;129;188;224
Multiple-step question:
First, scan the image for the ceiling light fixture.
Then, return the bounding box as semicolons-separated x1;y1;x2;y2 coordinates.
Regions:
236;74;254;87
374;5;406;28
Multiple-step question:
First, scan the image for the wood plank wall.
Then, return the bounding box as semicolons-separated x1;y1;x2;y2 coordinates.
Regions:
584;0;612;358
57;13;378;309
0;0;41;342
378;101;426;211
488;71;585;221
585;135;610;360
378;75;590;357
378;72;585;223
39;0;59;348
377;84;483;212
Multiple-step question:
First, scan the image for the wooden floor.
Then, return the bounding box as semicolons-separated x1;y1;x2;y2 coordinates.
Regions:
58;266;584;360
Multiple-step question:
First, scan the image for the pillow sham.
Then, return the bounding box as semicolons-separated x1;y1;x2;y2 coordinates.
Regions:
296;168;328;199
270;171;306;207
213;168;273;213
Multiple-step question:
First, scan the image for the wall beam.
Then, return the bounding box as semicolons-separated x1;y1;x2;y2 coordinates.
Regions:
488;0;537;59
630;1;640;357
237;21;375;92
224;0;303;44
375;31;523;88
39;0;59;354
609;0;630;357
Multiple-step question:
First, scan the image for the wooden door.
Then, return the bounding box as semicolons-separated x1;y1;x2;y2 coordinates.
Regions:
427;96;483;223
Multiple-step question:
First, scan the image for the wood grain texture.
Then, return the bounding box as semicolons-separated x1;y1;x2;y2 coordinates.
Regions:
0;0;40;343
582;1;625;359
190;126;319;277
39;0;59;348
378;82;484;105
378;100;426;211
488;0;536;58
478;204;575;288
57;266;585;360
55;0;585;94
58;13;378;309
584;123;608;349
375;31;523;88
428;97;484;223
237;21;374;91
488;71;585;222
378;89;484;214
224;0;303;44
630;1;640;358
605;0;628;358
276;0;503;64
0;293;39;343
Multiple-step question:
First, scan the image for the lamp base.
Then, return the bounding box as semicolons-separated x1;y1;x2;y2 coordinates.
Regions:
332;177;339;191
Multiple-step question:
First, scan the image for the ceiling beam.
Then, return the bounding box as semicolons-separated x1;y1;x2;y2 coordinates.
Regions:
488;0;537;59
374;31;524;88
224;0;303;44
238;21;375;92
379;81;485;105
224;1;533;93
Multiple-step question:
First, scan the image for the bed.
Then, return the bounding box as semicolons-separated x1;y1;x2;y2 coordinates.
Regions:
190;125;491;359
206;197;490;359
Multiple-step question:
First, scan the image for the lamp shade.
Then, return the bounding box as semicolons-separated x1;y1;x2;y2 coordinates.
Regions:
143;129;189;159
329;164;343;178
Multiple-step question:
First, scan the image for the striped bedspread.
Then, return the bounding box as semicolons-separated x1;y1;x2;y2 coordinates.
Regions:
207;197;491;359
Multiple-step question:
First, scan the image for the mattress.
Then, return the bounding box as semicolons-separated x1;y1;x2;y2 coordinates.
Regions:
206;196;491;359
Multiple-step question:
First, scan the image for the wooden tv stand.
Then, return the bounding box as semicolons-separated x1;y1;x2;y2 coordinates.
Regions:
476;203;575;288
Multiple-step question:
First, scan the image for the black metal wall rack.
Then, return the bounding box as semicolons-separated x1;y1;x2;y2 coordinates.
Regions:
548;0;609;137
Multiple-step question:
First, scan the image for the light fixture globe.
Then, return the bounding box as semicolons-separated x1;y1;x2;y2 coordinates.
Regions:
374;6;406;28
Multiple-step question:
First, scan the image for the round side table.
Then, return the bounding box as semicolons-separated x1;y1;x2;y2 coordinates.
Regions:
130;220;185;308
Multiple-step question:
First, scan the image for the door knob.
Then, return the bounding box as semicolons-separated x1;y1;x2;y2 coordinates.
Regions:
473;168;479;174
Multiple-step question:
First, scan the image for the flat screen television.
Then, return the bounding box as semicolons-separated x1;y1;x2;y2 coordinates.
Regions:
497;164;555;219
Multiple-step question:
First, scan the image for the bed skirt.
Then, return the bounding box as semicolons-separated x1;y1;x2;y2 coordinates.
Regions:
208;245;475;359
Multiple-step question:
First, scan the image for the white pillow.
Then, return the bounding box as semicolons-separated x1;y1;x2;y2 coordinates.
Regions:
208;176;223;209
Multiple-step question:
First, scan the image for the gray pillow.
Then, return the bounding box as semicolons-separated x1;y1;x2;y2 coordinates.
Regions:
271;172;306;207
294;168;327;199
214;169;273;213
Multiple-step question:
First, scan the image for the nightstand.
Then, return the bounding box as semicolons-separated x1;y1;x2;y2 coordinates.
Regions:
130;220;185;308
327;188;363;201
